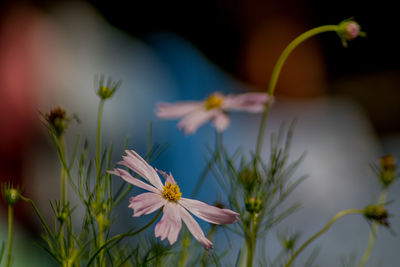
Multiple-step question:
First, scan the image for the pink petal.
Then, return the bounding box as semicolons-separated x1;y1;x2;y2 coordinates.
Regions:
211;112;230;132
117;150;164;190
223;93;271;113
108;169;159;194
156;169;177;185
179;198;239;224
177;109;216;134
179;205;213;250
156;102;203;119
128;192;166;217
154;202;182;245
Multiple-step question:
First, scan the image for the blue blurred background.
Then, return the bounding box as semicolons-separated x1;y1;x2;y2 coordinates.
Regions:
0;0;399;266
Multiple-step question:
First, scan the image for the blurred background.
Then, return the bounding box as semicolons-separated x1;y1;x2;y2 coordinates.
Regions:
0;0;399;266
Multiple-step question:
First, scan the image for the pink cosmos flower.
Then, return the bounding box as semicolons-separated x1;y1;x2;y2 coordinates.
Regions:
109;150;239;249
156;92;271;134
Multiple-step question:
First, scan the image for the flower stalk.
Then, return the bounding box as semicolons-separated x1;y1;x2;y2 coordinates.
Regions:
59;136;67;206
1;183;22;267
285;209;363;267
255;25;339;158
6;204;14;267
95;99;105;184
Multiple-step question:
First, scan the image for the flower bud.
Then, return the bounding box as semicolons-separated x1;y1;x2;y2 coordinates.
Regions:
44;107;70;137
57;211;69;223
337;20;366;47
363;204;389;227
341;21;360;40
238;167;260;192
277;231;300;251
1;182;22;205
245;197;263;214
96;75;121;100
379;154;396;187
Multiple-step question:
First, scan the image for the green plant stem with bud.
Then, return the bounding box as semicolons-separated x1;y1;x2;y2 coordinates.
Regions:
255;25;339;159
250;24;340;267
357;189;388;267
6;204;14;267
95;98;106;266
285;209;363;267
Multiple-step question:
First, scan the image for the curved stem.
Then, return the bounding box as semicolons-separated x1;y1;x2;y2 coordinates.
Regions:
285;209;362;267
255;25;339;159
357;189;388;267
86;208;162;267
6;205;14;267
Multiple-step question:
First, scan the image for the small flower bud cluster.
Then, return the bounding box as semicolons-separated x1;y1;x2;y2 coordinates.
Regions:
96;75;121;100
379;154;397;187
363;204;390;227
1;182;22;205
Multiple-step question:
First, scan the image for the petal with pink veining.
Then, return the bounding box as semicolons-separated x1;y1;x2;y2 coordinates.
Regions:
108;169;159;193
179;205;213;250
117;150;164;190
156;102;203;119
179;198;239;224
212;112;230;132
154;202;182;245
223;93;270;113
128;192;166;217
177;109;216;134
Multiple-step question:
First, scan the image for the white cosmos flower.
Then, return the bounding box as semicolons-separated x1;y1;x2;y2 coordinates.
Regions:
156;92;272;134
109;150;239;249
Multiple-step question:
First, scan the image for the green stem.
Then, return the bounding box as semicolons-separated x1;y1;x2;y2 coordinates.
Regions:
285;209;362;267
246;235;255;267
357;189;388;267
86;208;162;267
202;225;217;267
255;25;340;159
178;231;190;267
245;213;259;267
20;195;53;239
98;218;105;267
59;137;67;206
6;205;14;267
192;131;222;197
96;99;105;183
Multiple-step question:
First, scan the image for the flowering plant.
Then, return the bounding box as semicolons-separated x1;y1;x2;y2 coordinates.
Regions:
1;19;397;267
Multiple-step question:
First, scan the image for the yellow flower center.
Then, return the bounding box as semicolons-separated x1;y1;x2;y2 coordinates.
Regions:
205;94;223;110
162;182;182;201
